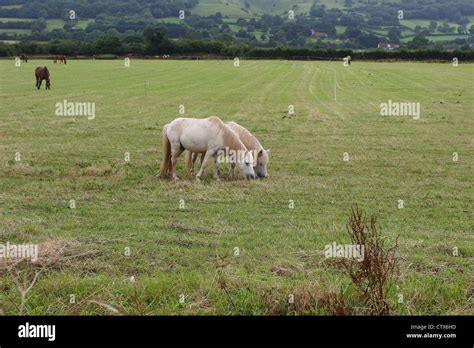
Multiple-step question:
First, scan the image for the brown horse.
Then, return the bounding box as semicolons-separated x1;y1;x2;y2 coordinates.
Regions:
20;53;28;62
35;66;51;90
53;54;67;64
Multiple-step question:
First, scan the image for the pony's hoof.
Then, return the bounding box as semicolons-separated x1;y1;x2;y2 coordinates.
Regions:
173;177;179;181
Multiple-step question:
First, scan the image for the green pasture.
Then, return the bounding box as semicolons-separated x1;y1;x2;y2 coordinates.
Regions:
0;59;472;315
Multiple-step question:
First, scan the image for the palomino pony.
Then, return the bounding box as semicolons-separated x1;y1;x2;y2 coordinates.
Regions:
158;117;255;181
187;121;270;178
54;55;67;64
35;67;50;90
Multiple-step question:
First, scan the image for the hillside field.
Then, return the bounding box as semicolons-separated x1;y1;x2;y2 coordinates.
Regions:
0;59;472;315
1;0;472;45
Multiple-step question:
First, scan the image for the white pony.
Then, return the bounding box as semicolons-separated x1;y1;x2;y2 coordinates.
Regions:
158;117;255;180
187;121;270;178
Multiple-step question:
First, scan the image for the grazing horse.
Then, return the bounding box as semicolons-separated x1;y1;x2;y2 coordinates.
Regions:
54;54;67;64
159;117;255;181
187;121;270;178
35;66;50;90
20;53;28;62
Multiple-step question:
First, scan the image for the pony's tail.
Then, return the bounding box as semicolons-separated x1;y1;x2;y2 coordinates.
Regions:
158;125;171;178
186;151;194;174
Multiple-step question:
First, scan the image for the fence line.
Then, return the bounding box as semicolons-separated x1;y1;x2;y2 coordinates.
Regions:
0;55;465;62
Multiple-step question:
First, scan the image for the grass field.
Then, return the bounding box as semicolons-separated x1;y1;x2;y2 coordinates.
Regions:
0;18;94;34
0;28;31;35
400;35;470;43
0;59;472;315
400;19;465;33
191;0;352;17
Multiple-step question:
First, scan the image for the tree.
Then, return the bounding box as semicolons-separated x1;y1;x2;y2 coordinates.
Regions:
357;33;379;48
438;23;455;33
457;25;466;34
143;26;170;54
388;28;401;43
274;29;286;42
236;18;247;26
408;35;429;49
457;17;469;26
95;35;122;54
310;4;326;18
31;20;46;33
219;33;235;44
345;27;361;39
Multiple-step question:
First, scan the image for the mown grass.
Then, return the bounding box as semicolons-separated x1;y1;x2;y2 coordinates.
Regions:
0;59;472;315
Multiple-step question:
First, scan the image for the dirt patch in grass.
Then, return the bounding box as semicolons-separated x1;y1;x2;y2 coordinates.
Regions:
166;221;221;235
67;161;127;178
155;237;218;248
0;239;82;270
8;163;35;176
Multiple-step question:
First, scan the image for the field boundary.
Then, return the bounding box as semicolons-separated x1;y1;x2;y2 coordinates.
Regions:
2;55;473;63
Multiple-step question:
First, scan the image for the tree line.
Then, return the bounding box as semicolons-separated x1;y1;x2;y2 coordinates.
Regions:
1;26;473;60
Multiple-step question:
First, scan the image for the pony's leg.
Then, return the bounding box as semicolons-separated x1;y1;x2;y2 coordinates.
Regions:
196;150;214;180
190;152;204;176
190;152;198;176
230;163;236;178
35;78;39;89
170;145;183;181
213;156;219;180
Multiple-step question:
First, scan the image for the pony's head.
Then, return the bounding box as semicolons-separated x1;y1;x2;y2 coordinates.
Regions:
255;148;270;178
238;150;255;180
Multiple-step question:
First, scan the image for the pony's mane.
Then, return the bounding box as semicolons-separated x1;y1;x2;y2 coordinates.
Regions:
227;122;262;151
43;66;49;78
224;127;246;151
209;117;246;151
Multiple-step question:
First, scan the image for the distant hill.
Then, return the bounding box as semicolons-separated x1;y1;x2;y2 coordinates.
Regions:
0;0;472;48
